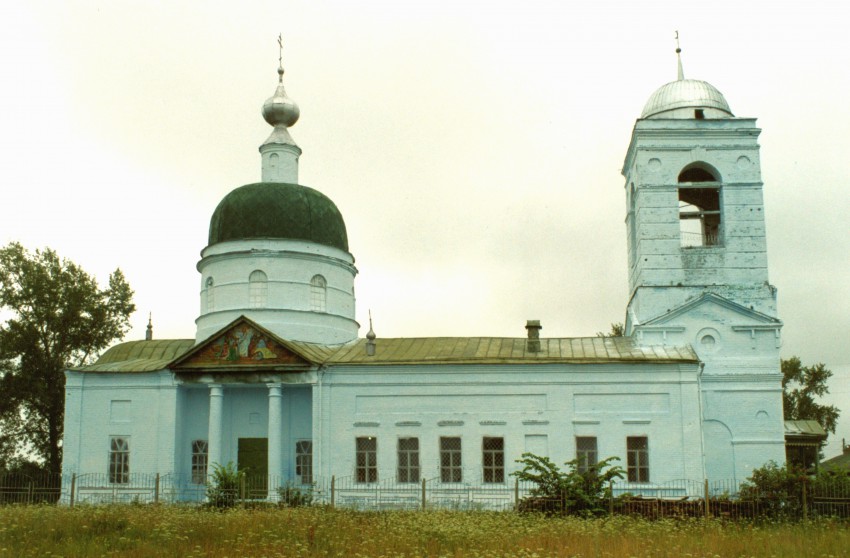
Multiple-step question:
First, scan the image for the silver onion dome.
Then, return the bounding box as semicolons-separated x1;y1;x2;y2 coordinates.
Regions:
262;68;300;128
641;79;732;119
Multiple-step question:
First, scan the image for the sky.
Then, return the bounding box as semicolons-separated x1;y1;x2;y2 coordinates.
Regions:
1;0;848;457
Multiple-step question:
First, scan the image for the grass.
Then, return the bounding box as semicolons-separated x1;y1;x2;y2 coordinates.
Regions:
0;505;847;557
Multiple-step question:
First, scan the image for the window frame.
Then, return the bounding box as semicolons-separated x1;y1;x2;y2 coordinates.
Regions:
627;436;650;483
108;436;130;485
439;436;463;483
310;275;327;312
191;439;209;485
482;437;505;484
355;437;377;484
295;440;313;485
576;436;598;474
249;270;268;308
397;437;420;484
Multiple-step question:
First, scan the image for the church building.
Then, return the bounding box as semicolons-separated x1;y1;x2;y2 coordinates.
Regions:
61;47;786;502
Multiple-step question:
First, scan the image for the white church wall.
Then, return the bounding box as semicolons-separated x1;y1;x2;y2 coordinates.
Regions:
317;363;704;486
63;371;178;479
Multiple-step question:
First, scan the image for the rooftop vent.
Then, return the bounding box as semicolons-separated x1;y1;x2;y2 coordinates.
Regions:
525;320;542;353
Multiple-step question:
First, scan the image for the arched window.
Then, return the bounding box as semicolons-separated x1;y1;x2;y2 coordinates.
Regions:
678;163;721;247
249;270;268;308
310;275;327;312
205;277;215;312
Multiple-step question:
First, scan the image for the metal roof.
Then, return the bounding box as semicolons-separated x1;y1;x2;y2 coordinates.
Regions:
74;335;697;373
784;419;828;439
73;339;194;373
320;336;696;365
641;79;732;119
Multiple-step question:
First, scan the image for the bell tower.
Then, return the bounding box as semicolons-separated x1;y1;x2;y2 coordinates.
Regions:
621;44;785;482
622;47;777;335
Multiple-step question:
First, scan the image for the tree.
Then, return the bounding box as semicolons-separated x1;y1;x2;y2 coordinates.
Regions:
0;243;135;472
596;323;625;338
781;356;840;437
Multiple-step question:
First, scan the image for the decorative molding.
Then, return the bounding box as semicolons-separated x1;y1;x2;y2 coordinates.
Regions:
479;420;507;426
522;420;549;426
622;419;651;425
438;420;464;427
395;421;421;427
572;419;600;425
353;421;379;428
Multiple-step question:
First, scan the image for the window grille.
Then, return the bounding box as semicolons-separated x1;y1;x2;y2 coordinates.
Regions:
627;436;650;483
109;436;130;484
440;437;462;483
356;437;377;483
191;440;208;484
249;270;268;308
576;436;598;474
295;440;313;484
310;275;327;312
482;437;504;483
397;437;420;483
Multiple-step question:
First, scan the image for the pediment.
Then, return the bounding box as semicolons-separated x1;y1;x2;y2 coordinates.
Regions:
642;293;781;328
170;316;313;371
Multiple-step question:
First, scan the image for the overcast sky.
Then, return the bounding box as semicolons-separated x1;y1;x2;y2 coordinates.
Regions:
1;1;848;456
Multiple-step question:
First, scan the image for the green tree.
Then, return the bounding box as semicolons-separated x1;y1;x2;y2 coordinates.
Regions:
512;453;624;516
781;356;840;437
596;323;625;338
0;243;135;472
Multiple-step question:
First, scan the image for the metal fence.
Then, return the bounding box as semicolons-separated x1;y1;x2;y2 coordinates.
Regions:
1;471;848;520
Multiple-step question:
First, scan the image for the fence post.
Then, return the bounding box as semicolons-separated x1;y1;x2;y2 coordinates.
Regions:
240;475;246;501
27;482;33;505
802;481;808;521
330;476;335;508
514;478;519;509
609;481;614;515
704;479;710;518
69;474;76;508
154;473;160;504
421;478;426;511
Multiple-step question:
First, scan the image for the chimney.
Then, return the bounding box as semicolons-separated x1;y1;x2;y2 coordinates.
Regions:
525;320;542;353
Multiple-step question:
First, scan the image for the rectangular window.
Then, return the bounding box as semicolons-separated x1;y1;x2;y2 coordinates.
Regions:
482;437;504;483
295;440;313;484
191;440;209;484
397;437;420;483
356;437;377;483
109;436;130;484
679;186;721;247
440;437;462;483
627;436;650;483
576;436;598;474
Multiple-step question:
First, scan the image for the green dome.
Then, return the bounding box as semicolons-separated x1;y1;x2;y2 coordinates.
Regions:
208;182;349;251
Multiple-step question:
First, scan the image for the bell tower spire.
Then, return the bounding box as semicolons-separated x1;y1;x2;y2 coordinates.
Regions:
259;34;302;184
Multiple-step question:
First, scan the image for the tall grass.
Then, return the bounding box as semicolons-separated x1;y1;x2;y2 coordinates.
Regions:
0;505;846;557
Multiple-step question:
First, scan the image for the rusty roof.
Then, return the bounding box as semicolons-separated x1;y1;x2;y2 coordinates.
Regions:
73;335;697;373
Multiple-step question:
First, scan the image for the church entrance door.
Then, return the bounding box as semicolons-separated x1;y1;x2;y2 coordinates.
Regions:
238;438;268;498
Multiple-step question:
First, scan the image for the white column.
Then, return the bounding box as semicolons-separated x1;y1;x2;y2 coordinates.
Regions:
267;383;283;487
208;384;224;469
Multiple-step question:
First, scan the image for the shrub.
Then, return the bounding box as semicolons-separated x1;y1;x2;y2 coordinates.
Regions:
277;481;313;507
512;453;623;516
205;462;245;509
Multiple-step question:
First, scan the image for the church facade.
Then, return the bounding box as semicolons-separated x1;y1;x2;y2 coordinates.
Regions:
61;50;786;502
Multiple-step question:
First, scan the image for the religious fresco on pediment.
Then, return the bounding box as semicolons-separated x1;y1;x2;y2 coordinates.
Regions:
189;324;304;366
